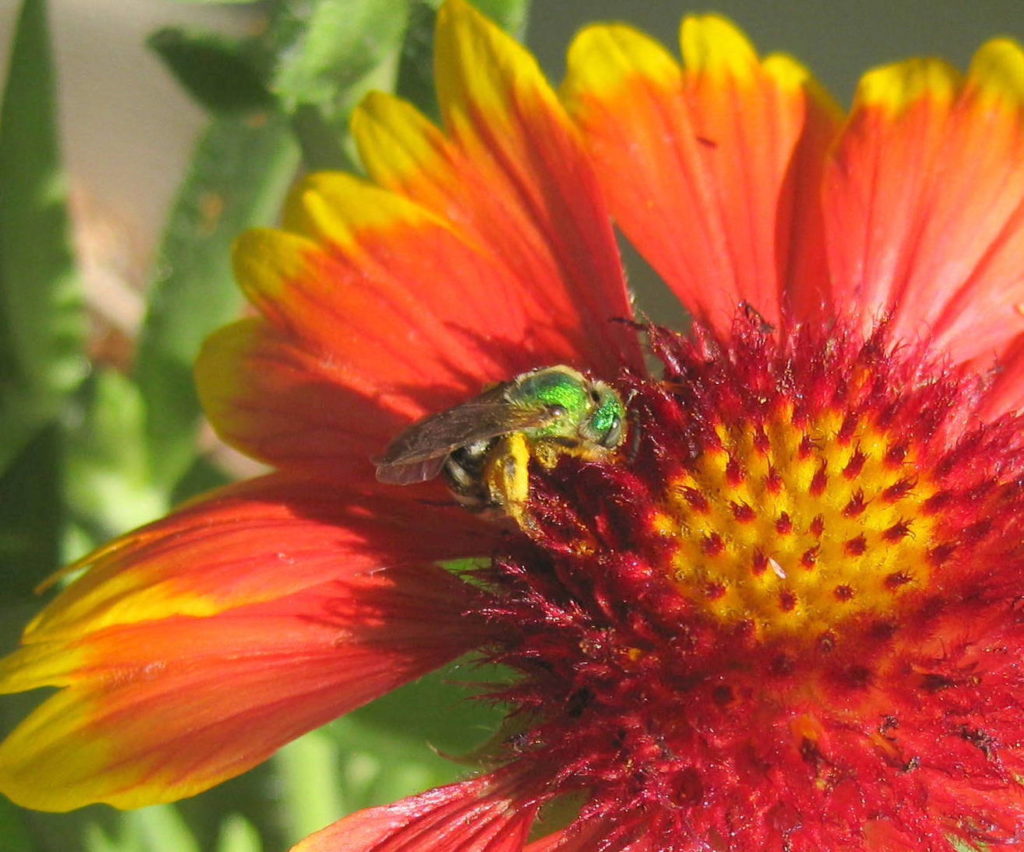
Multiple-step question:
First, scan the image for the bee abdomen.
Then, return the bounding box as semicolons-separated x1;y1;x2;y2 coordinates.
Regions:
444;439;498;510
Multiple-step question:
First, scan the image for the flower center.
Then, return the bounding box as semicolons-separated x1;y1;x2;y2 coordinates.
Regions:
656;401;940;639
512;318;1014;664
486;319;1024;847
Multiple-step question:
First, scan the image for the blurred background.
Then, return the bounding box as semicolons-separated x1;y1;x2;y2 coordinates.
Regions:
0;2;1021;850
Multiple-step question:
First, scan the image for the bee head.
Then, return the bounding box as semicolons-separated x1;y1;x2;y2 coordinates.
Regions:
516;366;627;451
582;381;627;449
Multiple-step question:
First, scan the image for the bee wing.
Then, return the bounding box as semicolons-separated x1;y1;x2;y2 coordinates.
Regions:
375;454;450;486
375;389;557;485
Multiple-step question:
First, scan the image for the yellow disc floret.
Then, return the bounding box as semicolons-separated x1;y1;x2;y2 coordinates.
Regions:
655;401;939;639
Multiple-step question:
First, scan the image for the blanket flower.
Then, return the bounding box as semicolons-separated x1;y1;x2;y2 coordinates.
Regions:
3;3;1024;849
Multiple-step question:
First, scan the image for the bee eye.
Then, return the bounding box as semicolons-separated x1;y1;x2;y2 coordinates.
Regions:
548;404;567;419
600;414;622;447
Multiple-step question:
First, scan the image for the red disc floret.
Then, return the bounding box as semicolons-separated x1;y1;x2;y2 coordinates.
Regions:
475;316;1024;850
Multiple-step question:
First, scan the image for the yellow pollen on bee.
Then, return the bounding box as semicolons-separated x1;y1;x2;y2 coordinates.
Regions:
656;406;939;639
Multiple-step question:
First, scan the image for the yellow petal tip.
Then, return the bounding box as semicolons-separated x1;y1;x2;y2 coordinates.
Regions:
436;0;549;119
352;91;445;186
969;37;1024;109
856;56;960;115
566;24;681;97
681;14;758;81
232;228;314;301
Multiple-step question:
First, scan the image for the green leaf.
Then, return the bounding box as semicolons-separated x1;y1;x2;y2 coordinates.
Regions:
216;815;263;852
0;796;33;852
271;662;505;844
133;112;299;490
272;661;506;842
0;0;86;472
132;806;200;852
86;806;201;852
268;0;411;169
471;0;530;37
85;821;142;852
346;660;506;758
0;424;64;597
270;0;409;113
330;715;462;813
275;717;460;844
65;371;168;549
148;28;275;115
397;0;533;127
273;730;346;844
170;454;232;504
395;2;440;116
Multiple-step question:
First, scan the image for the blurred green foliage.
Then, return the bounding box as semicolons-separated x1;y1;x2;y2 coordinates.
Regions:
0;0;523;849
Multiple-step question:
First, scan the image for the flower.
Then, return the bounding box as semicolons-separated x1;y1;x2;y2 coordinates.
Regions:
3;1;1024;849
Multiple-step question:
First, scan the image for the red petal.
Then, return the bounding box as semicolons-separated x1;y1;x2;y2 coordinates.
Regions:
26;473;493;639
202;0;654;471
353;0;642;375
526;823;652;851
197;317;422;479
291;772;542;852
978;332;1024;419
0;475;495;811
564;16;842;333
208;170;628;471
825;40;1024;366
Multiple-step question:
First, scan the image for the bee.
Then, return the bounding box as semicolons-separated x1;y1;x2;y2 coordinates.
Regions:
375;365;627;518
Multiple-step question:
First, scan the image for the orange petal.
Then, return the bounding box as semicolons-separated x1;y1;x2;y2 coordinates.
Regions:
197;318;417;478
353;94;576;341
825;38;1024;366
291;772;542;851
19;473;492;640
352;0;642;375
0;572;484;812
563;15;842;333
213;170;620;470
244;178;580;382
978;331;1024;420
0;476;494;810
526;824;652;851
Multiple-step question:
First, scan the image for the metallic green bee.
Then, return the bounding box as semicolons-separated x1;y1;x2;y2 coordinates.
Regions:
375;365;627;518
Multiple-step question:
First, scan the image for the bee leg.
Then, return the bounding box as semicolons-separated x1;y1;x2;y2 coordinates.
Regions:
485;433;531;525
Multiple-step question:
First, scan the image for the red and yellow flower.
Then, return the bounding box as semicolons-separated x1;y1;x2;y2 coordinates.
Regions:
3;2;1024;849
